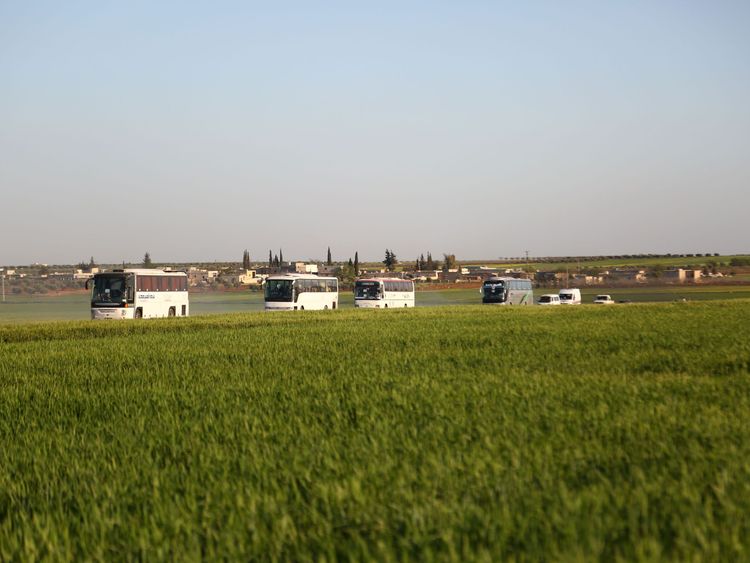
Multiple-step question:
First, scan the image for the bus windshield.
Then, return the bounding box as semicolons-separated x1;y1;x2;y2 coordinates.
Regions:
265;279;294;302
91;274;129;305
483;281;505;297
354;281;382;299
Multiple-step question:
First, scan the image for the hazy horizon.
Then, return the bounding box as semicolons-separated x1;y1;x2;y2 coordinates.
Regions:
2;1;749;265
5;250;750;269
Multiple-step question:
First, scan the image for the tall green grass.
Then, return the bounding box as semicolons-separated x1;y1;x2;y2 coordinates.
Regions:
1;302;749;560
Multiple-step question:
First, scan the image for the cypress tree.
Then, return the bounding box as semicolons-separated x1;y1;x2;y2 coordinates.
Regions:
383;249;397;271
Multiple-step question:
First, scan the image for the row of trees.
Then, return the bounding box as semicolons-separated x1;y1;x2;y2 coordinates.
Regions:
413;252;458;272
76;257;97;271
516;252;722;264
241;248;457;274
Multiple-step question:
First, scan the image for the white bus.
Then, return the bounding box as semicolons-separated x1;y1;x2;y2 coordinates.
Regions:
354;278;415;308
87;269;189;319
480;277;534;305
264;274;338;311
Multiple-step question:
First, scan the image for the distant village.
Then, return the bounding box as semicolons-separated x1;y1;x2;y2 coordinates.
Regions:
2;251;746;296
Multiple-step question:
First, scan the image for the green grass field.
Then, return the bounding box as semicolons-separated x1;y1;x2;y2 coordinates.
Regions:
463;254;750;271
1;302;749;560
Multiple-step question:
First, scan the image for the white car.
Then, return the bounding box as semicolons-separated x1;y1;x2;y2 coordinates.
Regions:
593;294;615;305
537;294;561;305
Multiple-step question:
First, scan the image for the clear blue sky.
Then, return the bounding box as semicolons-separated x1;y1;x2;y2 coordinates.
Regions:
2;1;749;264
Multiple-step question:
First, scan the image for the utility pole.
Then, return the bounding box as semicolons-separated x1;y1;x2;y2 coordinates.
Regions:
1;271;5;303
525;250;529;272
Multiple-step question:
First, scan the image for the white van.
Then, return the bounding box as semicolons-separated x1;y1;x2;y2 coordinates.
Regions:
537;294;561;305
558;288;582;305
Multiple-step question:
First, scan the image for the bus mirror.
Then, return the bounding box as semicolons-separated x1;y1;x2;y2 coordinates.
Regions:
85;279;91;290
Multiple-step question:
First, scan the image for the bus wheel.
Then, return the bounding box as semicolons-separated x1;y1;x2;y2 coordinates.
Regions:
333;302;336;309
384;304;388;308
168;307;175;317
324;305;328;310
300;306;304;311
404;304;408;307
135;308;143;319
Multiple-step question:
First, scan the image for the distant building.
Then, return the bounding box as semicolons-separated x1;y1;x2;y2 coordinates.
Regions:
608;269;647;283
408;270;440;281
570;273;604;285
317;264;340;276
663;268;702;283
237;270;257;285
73;269;95;280
535;271;564;285
187;268;219;286
294;262;318;274
438;270;464;283
507;269;531;279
